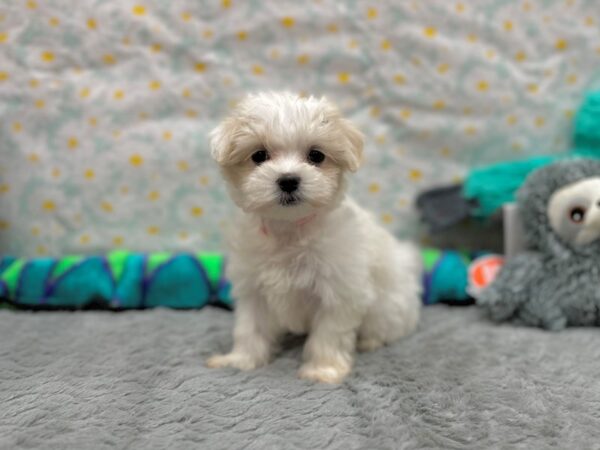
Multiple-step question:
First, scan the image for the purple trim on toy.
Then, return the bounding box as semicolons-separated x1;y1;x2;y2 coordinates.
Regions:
186;256;214;301
217;278;229;294
46;259;88;297
15;261;31;301
0;279;8;297
422;272;432;305
100;256;119;304
217;257;228;290
422;253;448;305
40;260;58;304
140;254;149;308
102;256;121;308
215;257;232;306
102;256;116;285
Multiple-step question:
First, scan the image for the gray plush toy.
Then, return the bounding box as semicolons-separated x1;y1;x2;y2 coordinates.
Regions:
478;159;600;330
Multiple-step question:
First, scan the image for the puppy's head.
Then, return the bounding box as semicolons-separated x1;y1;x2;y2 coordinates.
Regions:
210;92;364;220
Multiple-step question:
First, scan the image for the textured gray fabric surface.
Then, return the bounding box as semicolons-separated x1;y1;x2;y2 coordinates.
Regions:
1;305;599;450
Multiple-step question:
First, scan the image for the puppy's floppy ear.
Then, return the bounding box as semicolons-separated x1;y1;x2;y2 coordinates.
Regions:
209;117;239;166
339;118;365;172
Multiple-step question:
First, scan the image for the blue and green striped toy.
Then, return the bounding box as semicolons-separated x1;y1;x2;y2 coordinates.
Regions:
0;248;477;310
0;250;232;310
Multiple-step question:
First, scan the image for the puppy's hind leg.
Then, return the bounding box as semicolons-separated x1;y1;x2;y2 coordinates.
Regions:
357;251;421;352
357;291;420;352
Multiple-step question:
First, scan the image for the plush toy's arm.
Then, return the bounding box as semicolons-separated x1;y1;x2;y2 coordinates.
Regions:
477;252;543;322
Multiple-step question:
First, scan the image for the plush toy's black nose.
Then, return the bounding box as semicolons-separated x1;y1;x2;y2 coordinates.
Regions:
277;176;300;193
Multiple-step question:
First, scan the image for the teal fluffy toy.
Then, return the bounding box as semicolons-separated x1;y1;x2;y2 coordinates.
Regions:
417;91;600;229
465;91;600;218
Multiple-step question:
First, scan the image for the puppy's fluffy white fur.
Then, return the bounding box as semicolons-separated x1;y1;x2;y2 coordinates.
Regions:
206;92;422;383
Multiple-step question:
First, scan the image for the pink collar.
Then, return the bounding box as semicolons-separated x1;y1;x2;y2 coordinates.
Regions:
260;213;318;236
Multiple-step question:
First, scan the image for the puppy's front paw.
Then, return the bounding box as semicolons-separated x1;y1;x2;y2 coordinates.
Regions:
298;362;350;384
205;352;266;371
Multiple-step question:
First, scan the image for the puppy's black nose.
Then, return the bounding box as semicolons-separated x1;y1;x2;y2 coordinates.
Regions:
277;176;300;193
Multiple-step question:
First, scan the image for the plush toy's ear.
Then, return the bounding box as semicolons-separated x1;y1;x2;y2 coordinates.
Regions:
339;118;365;172
209;118;239;166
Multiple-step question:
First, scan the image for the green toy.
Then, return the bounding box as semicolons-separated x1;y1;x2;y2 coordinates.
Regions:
0;248;482;310
421;248;487;305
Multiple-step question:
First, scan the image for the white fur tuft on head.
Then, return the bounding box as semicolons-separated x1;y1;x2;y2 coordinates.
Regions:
337;118;364;172
209;117;240;165
209;92;364;171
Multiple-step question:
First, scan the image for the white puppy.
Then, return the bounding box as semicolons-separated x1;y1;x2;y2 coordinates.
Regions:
206;92;422;383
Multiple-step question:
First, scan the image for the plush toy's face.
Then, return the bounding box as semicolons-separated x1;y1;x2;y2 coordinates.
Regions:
547;177;600;246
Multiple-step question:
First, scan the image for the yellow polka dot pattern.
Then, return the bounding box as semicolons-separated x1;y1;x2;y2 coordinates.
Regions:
0;0;598;255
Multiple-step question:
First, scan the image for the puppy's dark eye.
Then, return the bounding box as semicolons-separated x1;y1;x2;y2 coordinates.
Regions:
570;207;586;223
307;147;325;165
251;149;269;165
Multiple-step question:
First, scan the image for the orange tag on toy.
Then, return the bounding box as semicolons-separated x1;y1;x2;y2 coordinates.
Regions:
467;254;504;298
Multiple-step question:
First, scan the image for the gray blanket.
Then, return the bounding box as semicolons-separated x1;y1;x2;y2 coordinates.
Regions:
2;306;599;449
